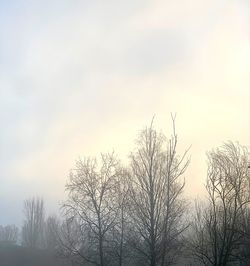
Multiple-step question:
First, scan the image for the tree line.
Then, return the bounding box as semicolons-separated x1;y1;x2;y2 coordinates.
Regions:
1;118;250;266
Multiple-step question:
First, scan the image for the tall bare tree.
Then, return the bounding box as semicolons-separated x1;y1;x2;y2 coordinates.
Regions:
128;117;190;266
63;153;122;266
189;142;250;266
22;197;45;249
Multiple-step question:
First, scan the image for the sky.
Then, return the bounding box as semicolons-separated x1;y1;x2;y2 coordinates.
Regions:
0;0;249;227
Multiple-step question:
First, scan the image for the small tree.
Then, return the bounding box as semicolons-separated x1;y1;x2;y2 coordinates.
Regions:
44;215;61;251
0;225;18;244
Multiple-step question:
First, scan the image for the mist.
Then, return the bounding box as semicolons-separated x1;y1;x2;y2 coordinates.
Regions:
0;0;249;265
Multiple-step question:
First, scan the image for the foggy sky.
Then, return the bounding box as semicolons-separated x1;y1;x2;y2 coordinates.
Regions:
0;0;249;227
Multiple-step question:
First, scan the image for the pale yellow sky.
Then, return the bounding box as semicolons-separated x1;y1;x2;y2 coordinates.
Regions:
0;0;249;225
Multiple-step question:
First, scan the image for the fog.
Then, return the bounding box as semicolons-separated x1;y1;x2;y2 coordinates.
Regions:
0;1;249;265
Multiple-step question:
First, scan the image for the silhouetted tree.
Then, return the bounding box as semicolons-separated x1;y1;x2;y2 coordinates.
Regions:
189;142;250;266
63;153;122;266
128;117;190;266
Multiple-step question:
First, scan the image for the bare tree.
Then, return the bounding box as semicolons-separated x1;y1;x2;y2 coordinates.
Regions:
0;224;18;244
128;117;190;266
63;153;122;266
107;169;131;266
44;215;61;251
51;216;84;265
189;142;250;266
22;197;45;249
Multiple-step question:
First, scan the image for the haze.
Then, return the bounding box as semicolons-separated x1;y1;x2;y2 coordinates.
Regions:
0;0;249;228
